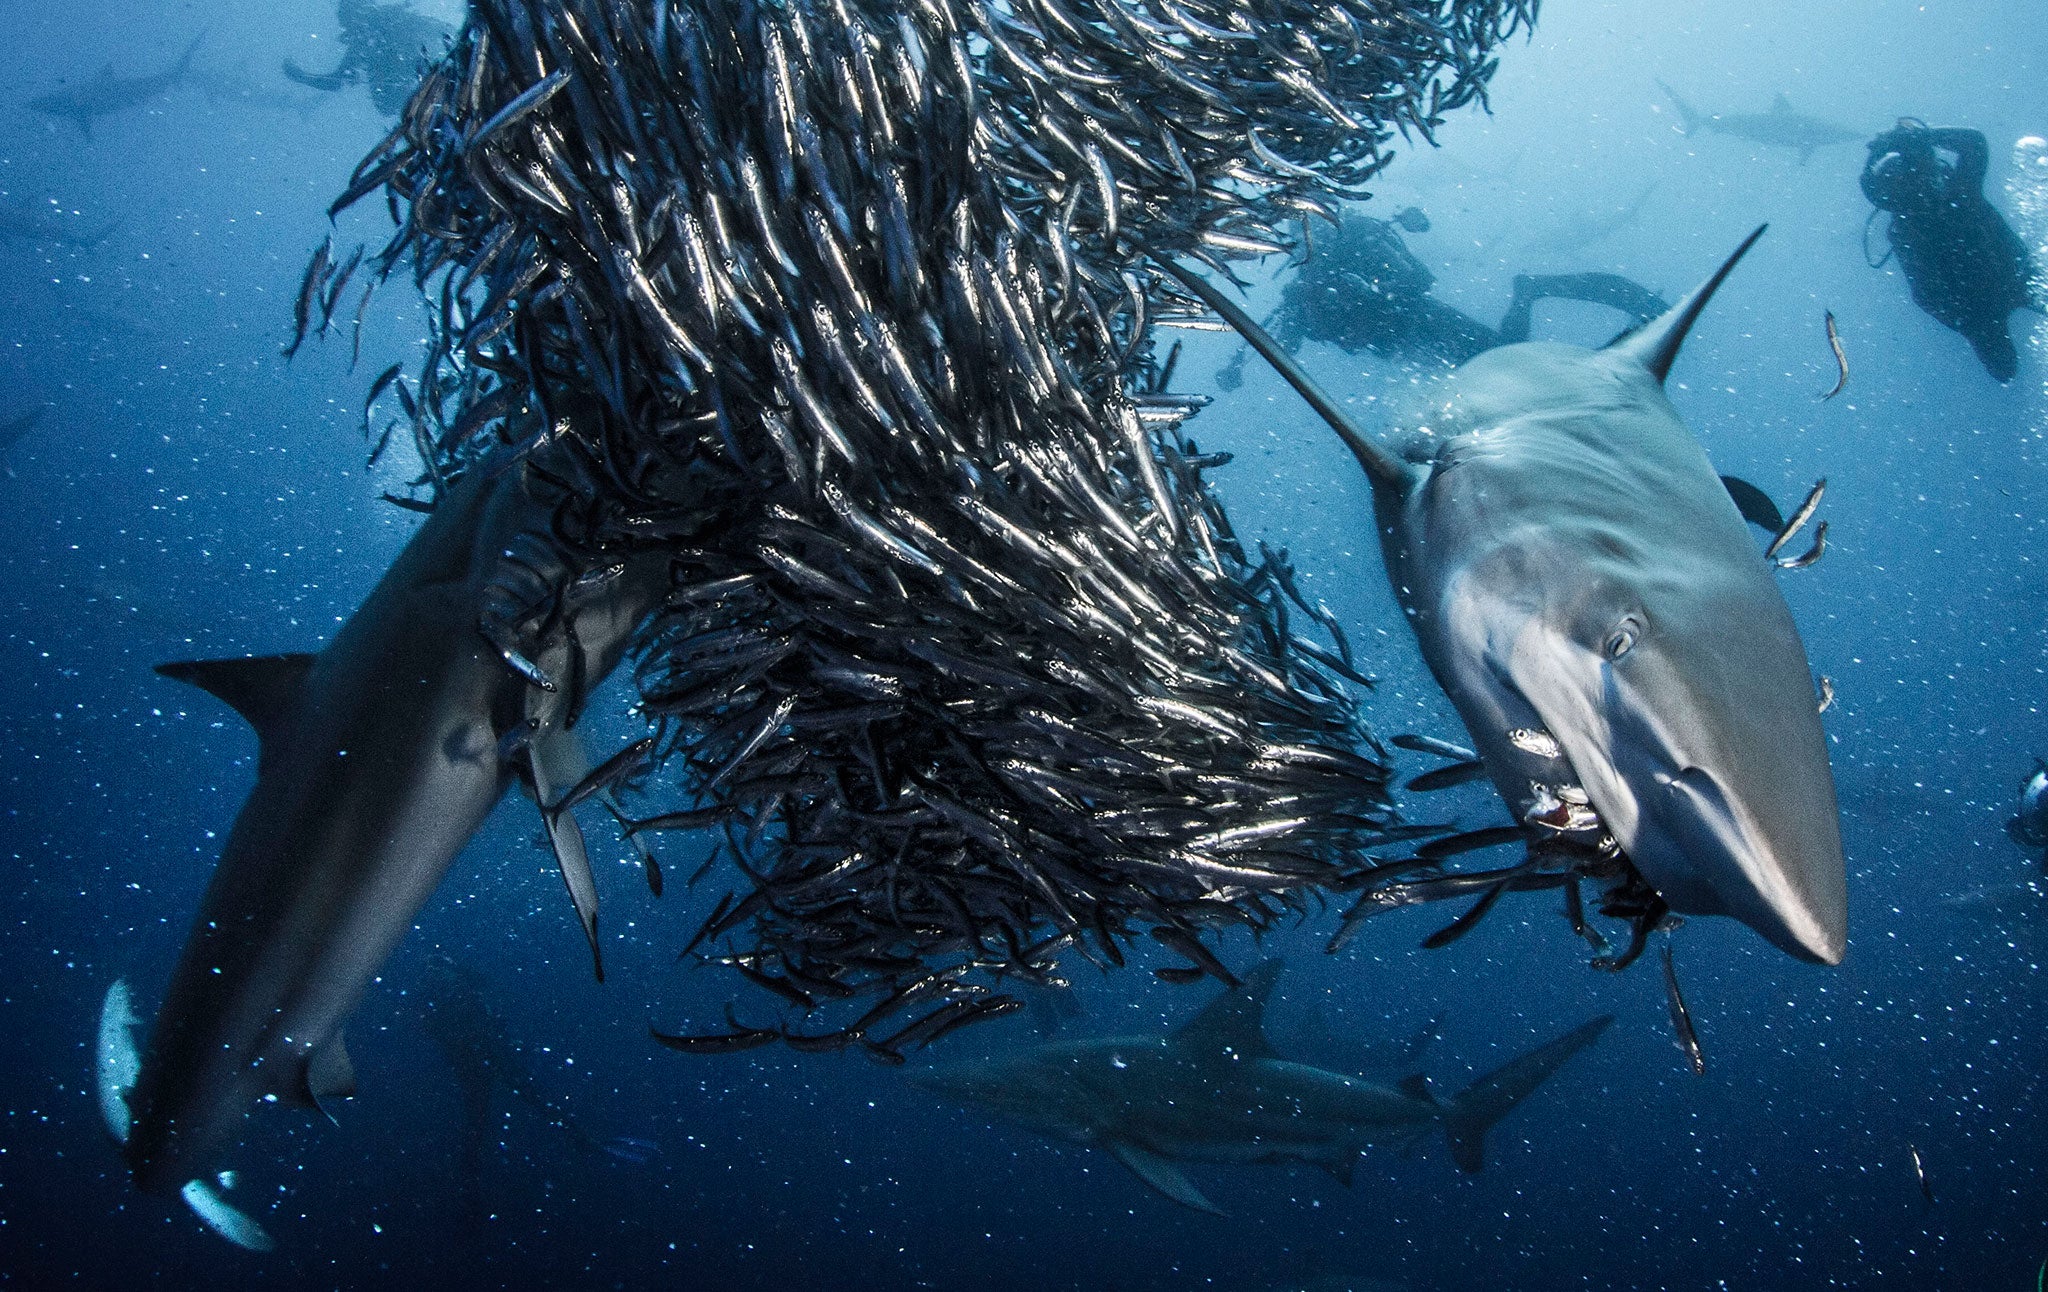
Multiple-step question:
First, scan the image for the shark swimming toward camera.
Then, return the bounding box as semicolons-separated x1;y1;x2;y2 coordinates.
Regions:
1656;82;1861;165
97;429;670;1249
28;35;205;139
914;962;1612;1213
1157;226;1848;965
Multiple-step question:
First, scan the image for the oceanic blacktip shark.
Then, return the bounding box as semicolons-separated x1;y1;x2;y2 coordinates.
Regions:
1156;227;1847;965
913;962;1611;1213
97;431;669;1248
28;35;205;140
1655;82;1861;166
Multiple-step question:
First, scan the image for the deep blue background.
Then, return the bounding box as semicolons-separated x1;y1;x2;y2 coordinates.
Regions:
0;1;2042;1287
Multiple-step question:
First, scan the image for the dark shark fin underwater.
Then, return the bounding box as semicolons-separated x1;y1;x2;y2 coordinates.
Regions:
1170;957;1283;1058
1437;1015;1614;1173
1607;224;1767;381
1108;1142;1226;1215
155;654;316;765
526;723;607;982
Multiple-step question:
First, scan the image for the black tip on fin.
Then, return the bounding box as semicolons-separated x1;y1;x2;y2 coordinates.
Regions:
1609;225;1766;383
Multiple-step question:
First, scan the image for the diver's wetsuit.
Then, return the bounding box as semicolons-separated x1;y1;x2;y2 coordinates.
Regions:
1219;213;1669;387
1862;124;2041;382
284;0;452;116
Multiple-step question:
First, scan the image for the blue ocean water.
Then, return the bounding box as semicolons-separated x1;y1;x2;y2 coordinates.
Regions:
1;1;2043;1288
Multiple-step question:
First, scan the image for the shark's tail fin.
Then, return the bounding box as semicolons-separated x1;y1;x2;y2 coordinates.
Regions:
1656;79;1701;135
173;32;206;80
1438;1015;1613;1173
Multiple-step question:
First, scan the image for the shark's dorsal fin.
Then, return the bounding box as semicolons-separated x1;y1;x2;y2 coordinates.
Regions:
1106;1141;1225;1215
1771;92;1793;113
1171;958;1282;1059
1607;225;1766;383
1146;252;1412;490
156;654;315;747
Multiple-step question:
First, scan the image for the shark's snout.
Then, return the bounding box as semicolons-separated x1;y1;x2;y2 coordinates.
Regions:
1646;765;1846;964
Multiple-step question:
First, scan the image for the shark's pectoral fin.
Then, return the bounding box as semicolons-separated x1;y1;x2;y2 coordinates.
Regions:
1720;475;1786;532
529;724;607;981
542;803;604;982
1106;1141;1225;1215
180;1178;275;1252
156;654;316;753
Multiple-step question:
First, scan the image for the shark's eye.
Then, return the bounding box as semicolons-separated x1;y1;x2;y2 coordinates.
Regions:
1604;618;1641;660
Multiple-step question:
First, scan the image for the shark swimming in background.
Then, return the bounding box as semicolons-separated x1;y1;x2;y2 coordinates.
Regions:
0;201;119;250
0;407;45;477
97;425;671;1249
1656;81;1861;165
28;35;205;140
1520;183;1658;258
1157;227;1848;966
418;953;599;1229
914;962;1612;1213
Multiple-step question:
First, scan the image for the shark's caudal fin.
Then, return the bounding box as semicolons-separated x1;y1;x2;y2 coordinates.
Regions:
1439;1015;1613;1173
1607;225;1766;383
97;979;140;1144
1655;79;1702;135
1146;253;1412;490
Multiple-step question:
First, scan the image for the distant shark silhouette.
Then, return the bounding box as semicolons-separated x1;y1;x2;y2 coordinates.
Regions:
419;954;598;1227
1157;227;1848;965
0;201;118;250
0;407;44;477
1657;81;1860;165
914;962;1612;1213
1521;184;1658;257
28;35;204;140
97;428;670;1249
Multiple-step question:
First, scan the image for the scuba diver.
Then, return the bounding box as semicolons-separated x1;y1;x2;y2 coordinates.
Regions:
283;0;453;117
1216;210;1670;388
1861;120;2043;382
